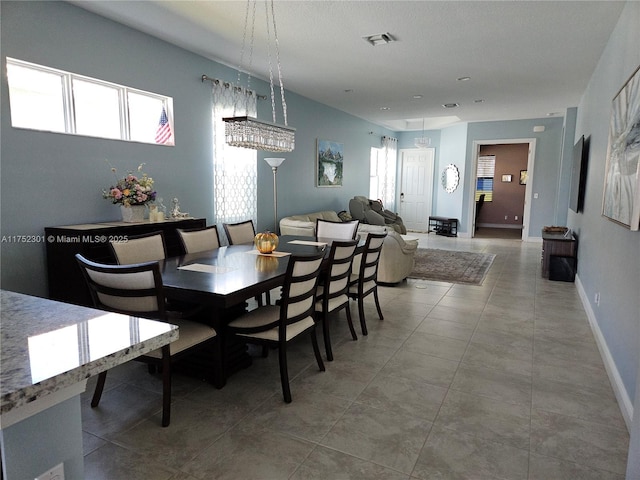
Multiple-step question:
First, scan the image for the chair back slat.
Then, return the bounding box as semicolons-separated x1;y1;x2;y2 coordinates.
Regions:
223;220;256;245
279;253;324;326
321;240;358;299
76;254;166;319
354;232;386;291
316;219;359;240
110;231;166;265
178;225;221;254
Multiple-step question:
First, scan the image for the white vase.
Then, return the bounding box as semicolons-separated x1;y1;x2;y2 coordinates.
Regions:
120;204;146;223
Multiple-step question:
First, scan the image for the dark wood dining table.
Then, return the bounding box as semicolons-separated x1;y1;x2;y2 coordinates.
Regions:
159;235;361;386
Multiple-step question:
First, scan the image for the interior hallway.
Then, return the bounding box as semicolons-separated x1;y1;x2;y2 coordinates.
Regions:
81;232;629;479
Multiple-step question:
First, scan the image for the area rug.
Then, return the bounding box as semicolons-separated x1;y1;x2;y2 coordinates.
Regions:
409;248;496;285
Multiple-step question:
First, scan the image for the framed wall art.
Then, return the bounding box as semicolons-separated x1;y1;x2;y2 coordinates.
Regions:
316;139;343;187
602;64;640;231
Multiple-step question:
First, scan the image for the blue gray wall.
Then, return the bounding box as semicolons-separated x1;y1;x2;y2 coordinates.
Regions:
571;1;640;426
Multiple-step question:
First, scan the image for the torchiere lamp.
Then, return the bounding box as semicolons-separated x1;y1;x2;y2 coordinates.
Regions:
264;158;285;232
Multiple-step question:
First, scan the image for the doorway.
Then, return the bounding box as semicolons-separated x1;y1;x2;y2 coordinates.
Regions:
399;148;435;232
468;139;536;240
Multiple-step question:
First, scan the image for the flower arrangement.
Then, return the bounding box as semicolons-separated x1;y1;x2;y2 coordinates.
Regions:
103;162;156;206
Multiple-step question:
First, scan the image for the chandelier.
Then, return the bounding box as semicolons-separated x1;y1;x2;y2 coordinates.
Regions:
223;0;295;152
414;118;431;149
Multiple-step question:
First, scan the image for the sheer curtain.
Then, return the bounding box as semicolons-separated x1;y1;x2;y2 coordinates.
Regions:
212;83;257;241
379;135;398;211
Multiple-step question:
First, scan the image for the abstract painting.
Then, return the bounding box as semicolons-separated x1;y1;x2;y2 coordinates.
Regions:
602;65;640;231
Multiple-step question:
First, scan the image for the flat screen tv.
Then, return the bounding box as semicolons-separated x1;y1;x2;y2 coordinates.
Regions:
569;135;589;213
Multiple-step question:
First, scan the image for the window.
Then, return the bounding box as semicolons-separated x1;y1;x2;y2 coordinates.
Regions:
211;83;257;235
370;147;383;200
476;154;495;201
369;136;398;210
6;57;174;145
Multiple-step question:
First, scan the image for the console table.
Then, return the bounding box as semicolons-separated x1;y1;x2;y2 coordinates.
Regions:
45;218;206;306
541;230;577;280
428;216;458;237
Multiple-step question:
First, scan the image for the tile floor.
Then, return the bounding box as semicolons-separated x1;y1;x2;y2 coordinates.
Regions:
81;233;629;479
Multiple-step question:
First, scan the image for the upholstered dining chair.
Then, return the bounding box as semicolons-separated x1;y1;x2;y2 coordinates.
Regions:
110;230;166;265
223;220;256;245
314;240;359;361
177;225;221;254
347;232;386;336
315;219;359;240
226;252;326;403
75;254;219;427
223;219;273;306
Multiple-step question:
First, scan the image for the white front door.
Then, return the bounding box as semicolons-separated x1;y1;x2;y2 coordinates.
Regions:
399;148;435;232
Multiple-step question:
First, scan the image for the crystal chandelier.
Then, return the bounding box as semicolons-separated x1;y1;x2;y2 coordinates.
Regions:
224;0;295;152
414;118;431;149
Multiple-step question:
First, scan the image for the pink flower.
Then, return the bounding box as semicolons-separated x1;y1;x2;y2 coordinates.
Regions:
110;188;123;199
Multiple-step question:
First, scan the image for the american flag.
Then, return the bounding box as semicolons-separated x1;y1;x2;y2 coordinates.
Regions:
155;106;173;144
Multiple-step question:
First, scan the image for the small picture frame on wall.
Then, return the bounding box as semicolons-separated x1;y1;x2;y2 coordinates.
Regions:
316;139;343;187
519;170;528;185
501;174;512;183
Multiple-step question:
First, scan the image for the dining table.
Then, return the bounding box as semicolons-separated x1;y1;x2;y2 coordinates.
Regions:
159;235;363;386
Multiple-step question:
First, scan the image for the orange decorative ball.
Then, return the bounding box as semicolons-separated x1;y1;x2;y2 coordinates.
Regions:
254;231;279;254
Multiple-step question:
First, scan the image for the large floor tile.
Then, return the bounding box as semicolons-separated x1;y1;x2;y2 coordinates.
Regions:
435;390;531;449
412;425;529;480
321;403;432;474
450;363;532;406
530;409;629;475
415;316;476;341
356;372;447;421
402;330;469;361
378;349;459;387
532;377;626;429
84;442;178;480
462;342;532;377
180;422;315;479
528;452;625;480
291;445;409;480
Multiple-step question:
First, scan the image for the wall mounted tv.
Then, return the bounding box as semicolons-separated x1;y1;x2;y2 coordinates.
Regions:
569;135;590;213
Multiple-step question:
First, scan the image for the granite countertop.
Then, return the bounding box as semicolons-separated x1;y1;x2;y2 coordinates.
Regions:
0;290;178;415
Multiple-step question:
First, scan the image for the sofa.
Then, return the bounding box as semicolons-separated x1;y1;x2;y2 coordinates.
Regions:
279;211;418;284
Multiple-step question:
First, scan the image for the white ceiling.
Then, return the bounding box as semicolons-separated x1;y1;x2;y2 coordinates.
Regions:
72;0;625;131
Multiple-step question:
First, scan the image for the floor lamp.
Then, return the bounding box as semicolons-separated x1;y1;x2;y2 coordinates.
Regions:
264;158;285;232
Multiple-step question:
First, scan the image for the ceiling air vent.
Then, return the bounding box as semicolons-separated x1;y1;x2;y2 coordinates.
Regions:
363;33;395;46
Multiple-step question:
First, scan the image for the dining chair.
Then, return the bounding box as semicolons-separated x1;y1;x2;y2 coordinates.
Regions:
75;254;219;427
110;230;203;316
223;219;273;306
223;220;256;245
177;225;221;254
110;230;166;265
227;252;326;403
314;240;359;361
347;232;386;336
315;218;359;240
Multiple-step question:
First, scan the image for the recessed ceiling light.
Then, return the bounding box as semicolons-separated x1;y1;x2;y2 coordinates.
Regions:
380;106;390;110
413;95;423;99
457;76;471;82
474;99;485;103
442;103;459;109
363;33;396;46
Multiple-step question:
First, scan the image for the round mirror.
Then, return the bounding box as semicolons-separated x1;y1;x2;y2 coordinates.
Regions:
441;164;460;193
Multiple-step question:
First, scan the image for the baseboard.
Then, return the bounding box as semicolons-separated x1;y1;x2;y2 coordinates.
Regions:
477;223;523;229
575;274;633;430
